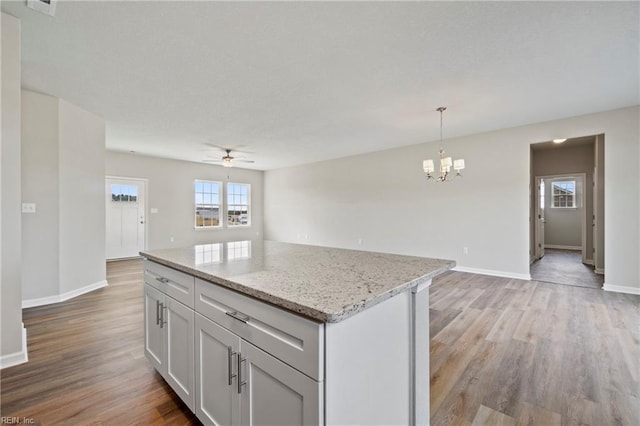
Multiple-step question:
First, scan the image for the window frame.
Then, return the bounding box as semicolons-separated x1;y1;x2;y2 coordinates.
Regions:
226;182;251;228
551;180;576;209
194;179;223;229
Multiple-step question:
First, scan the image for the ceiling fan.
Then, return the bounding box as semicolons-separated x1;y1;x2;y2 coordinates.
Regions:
203;148;255;168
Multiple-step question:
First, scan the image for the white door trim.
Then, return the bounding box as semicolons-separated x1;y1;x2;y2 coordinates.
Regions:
105;176;148;259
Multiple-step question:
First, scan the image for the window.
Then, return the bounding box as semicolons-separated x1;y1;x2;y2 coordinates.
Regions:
552;180;576;208
111;184;138;202
195;180;221;228
227;183;250;227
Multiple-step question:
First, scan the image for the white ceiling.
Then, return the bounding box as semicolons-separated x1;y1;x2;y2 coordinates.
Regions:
2;1;638;170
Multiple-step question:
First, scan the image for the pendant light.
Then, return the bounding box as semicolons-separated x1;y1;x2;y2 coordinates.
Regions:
422;107;465;182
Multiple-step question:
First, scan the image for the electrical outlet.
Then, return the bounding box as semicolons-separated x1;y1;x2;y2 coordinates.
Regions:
170;237;174;243
463;247;469;254
22;203;36;213
358;238;363;245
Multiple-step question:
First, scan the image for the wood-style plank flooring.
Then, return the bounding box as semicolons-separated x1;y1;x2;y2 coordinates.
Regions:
430;271;639;426
1;261;638;425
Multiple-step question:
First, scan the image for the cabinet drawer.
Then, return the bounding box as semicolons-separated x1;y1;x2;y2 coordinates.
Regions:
195;278;323;381
144;259;195;308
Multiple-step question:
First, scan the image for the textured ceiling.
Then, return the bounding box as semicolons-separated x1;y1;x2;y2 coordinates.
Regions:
2;1;638;170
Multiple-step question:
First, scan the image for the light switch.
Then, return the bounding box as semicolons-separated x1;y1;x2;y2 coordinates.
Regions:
22;203;36;213
150;208;159;214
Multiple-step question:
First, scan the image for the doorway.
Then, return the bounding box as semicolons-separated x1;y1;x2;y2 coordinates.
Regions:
529;135;604;289
106;177;147;260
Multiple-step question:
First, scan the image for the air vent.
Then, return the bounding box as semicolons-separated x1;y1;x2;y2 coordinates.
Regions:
27;0;57;17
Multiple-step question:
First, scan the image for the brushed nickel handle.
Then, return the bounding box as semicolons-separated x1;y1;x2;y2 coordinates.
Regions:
227;346;237;386
155;277;169;284
237;352;246;394
159;303;167;328
225;311;250;324
156;300;160;325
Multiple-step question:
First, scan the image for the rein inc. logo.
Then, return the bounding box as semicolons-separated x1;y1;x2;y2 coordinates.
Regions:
0;417;35;425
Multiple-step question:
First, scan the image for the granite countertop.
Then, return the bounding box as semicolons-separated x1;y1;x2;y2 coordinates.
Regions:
140;240;454;323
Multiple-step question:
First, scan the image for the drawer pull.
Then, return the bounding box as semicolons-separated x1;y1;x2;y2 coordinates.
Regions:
225;311;250;324
155;277;170;284
156;300;160;325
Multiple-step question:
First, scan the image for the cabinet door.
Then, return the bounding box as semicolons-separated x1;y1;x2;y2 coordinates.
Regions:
196;314;240;426
165;297;195;411
240;342;322;426
144;284;165;373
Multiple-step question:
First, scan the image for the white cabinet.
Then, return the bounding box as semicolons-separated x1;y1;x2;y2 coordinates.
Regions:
240;340;321;426
195;313;321;426
143;260;195;411
195;313;240;426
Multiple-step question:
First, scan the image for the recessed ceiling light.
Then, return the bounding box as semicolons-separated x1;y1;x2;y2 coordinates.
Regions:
553;138;567;144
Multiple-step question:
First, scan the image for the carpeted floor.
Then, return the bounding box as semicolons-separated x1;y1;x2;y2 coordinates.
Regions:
530;248;603;289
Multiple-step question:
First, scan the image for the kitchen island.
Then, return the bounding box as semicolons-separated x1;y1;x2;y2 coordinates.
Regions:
141;240;454;426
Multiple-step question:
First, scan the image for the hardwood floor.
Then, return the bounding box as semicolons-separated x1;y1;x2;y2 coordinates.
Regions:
430;271;639;426
1;261;638;425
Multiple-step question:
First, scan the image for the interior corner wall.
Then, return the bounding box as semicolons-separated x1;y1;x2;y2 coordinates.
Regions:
20;89;107;304
58;99;106;294
264;106;640;291
1;12;24;360
104;151;264;250
21;90;60;300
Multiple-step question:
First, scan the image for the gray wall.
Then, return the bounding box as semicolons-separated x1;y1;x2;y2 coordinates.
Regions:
264;106;639;291
105;151;264;249
21;91;59;300
543;177;583;248
1;12;24;360
58;99;106;294
21;90;107;303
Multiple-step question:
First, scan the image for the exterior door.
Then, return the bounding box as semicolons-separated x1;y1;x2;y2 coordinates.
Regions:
144;284;165;373
195;314;241;426
240;341;321;426
106;177;146;259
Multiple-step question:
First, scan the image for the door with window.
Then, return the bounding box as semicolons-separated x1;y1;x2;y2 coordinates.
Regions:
106;177;146;259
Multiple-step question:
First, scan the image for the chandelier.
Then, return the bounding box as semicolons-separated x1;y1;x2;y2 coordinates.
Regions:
422;107;465;182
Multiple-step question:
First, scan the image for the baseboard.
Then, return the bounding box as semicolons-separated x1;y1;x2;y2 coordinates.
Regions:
452;266;531;281
603;283;640;295
22;280;108;309
544;245;582;251
583;259;594;266
0;323;28;369
595;268;605;275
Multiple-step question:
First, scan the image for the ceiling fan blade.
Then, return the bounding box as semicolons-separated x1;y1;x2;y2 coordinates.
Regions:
202;159;223;163
234;159;255;163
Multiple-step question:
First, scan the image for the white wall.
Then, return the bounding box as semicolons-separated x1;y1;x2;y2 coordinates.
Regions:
105;151;264;249
21;90;59;300
58;99;106;294
1;12;25;366
21;89;107;305
264;106;640;292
